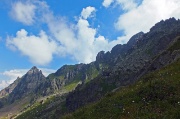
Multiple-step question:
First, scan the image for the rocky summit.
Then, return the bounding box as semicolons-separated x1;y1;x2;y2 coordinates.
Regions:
0;18;180;119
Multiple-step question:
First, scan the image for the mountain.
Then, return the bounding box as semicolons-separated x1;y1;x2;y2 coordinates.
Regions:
0;67;46;100
14;35;180;119
63;58;180;119
0;18;180;119
65;18;180;112
46;63;100;92
63;21;180;118
0;77;21;98
7;66;47;103
0;67;48;117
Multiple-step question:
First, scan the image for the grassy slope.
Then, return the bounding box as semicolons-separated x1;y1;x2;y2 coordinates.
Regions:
63;59;180;119
14;94;67;119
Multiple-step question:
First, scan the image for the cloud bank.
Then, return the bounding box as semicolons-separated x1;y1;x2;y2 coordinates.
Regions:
103;0;180;41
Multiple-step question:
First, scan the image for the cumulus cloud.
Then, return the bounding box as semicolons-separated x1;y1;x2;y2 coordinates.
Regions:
102;0;180;43
114;0;180;42
103;0;114;7
8;1;117;65
81;6;96;19
44;6;111;63
7;29;58;65
116;0;138;10
10;1;36;25
0;68;55;90
7;1;133;65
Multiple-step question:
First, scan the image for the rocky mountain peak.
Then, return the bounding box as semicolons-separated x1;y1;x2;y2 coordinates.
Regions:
96;51;105;61
27;66;42;75
6;66;46;103
127;32;144;47
150;17;178;32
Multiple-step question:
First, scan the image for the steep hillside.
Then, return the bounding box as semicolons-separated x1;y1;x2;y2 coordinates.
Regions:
65;18;180;112
0;67;48;117
8;67;47;103
46;63;100;93
63;58;180;119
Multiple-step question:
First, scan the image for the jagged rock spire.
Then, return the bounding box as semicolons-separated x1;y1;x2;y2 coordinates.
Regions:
27;66;41;75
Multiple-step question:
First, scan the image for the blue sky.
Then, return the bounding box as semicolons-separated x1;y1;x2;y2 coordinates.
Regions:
0;0;180;90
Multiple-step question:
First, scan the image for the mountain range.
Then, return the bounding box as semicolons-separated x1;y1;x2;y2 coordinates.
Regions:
0;17;180;119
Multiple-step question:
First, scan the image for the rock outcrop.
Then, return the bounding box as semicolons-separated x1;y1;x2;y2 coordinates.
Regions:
7;66;46;103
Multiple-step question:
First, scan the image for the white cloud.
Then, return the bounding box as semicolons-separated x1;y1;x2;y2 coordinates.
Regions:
0;69;27;90
7;0;180;66
0;80;10;91
114;0;180;43
6;29;58;65
102;0;138;10
7;1;127;64
3;69;27;80
10;1;36;25
41;5;113;64
81;6;96;19
116;0;138;10
44;6;117;63
40;68;56;77
0;68;56;90
103;0;114;7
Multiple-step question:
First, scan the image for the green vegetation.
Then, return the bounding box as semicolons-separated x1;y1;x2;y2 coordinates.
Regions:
168;36;180;52
0;117;7;119
63;60;180;119
63;80;80;92
15;94;66;119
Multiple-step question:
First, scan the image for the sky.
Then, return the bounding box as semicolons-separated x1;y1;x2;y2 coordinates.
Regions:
0;0;180;90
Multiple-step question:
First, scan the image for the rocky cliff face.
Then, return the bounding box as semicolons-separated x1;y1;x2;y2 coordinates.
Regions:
46;62;102;93
7;66;46;103
143;36;180;73
65;18;180;112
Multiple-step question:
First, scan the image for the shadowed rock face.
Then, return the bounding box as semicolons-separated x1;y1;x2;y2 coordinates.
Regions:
7;66;46;103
